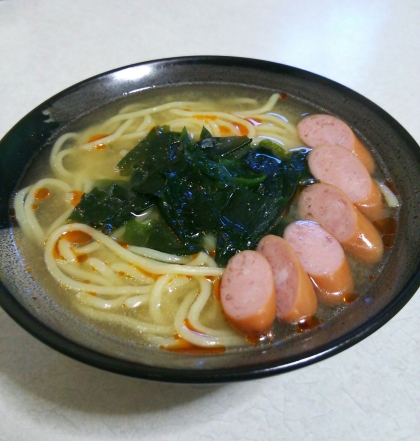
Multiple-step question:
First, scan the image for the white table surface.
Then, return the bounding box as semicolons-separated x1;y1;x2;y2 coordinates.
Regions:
1;1;419;440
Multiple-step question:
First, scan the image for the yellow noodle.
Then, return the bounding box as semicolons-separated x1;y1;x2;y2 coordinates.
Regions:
50;133;78;179
52;149;75;180
254;135;287;146
58;239;78;262
128;246;192;264
109;262;155;284
235;93;280;116
44;224;223;300
81;118;134;151
148;274;176;324
231;97;259;105
187;277;239;338
106;101;195;123
257;123;294;135
14;187;34;240
76;291;129;309
58;262;120;287
188;252;219;268
85;257;126;285
15;92;297;349
120;129;152;141
124;294;149;308
165;276;192;295
174;292;246;347
19;178;73;244
135;115;154;132
73;241;101;255
257;114;297;132
47;223;224;277
169;109;256;136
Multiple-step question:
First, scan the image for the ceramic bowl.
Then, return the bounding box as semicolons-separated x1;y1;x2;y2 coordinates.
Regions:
1;56;420;383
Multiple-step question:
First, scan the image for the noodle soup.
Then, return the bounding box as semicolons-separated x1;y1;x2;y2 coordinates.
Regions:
11;85;398;352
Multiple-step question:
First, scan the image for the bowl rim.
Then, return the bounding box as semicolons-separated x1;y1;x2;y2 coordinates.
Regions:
1;55;420;383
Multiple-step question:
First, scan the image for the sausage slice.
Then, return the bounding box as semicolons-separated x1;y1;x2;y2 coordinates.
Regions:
220;250;276;334
297;114;375;173
308;145;383;220
284;220;354;306
257;235;318;323
297;183;384;265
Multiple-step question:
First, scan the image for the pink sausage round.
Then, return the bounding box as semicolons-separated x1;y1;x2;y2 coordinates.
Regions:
308;145;383;220
220;250;276;335
257;235;318;323
297;114;375;173
297;183;384;265
284;220;354;306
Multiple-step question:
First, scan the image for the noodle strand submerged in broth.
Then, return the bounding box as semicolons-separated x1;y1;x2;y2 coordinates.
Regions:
13;88;393;350
15;92;305;350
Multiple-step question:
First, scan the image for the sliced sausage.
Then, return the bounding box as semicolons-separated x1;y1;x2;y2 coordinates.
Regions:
308;144;383;220
297;183;384;265
297;114;375;173
257;235;318;323
220;250;276;334
284;220;354;306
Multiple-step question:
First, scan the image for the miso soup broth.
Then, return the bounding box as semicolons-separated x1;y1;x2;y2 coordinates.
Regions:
10;84;398;353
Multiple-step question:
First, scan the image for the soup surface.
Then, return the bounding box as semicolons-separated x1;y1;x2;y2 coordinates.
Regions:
11;85;399;352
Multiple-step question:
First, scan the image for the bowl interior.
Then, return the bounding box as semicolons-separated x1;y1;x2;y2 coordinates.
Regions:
1;56;420;383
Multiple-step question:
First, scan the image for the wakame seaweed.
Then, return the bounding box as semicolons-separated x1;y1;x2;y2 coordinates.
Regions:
69;126;314;265
68;183;154;234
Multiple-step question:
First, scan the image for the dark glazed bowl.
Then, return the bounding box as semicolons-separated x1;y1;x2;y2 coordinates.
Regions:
0;56;420;383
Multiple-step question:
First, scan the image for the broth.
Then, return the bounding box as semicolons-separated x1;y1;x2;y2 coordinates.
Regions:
11;84;398;352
